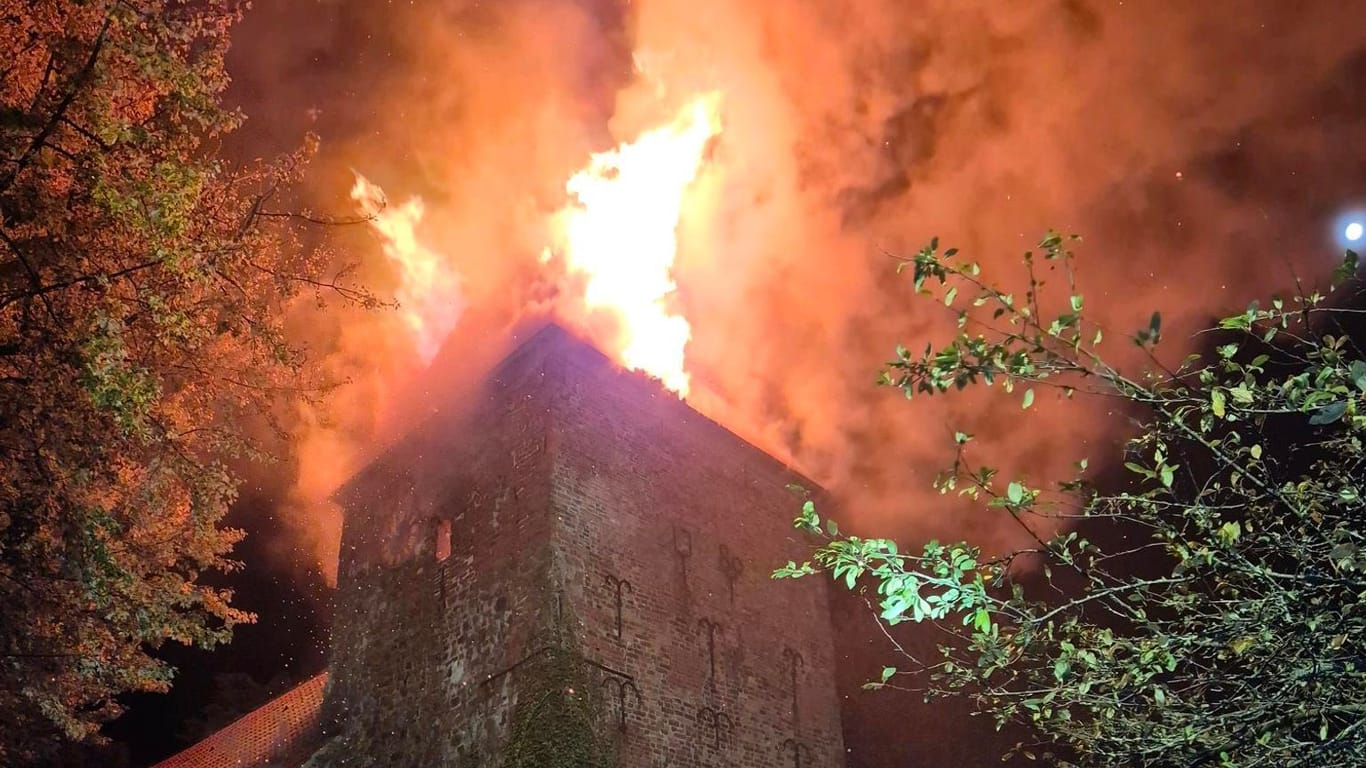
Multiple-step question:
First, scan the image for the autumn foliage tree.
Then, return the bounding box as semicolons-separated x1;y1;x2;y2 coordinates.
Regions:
0;2;371;761
779;235;1366;766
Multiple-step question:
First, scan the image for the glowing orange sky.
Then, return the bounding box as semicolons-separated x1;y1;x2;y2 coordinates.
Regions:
222;0;1366;589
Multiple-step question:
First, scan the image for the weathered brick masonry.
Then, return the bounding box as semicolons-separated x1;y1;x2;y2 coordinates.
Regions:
305;322;845;768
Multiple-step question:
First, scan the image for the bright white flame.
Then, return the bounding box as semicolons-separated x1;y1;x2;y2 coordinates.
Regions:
350;173;463;365
1346;221;1364;243
549;93;722;396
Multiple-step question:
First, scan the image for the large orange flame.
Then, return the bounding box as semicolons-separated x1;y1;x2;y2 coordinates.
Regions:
348;95;720;391
349;173;464;365
549;93;723;396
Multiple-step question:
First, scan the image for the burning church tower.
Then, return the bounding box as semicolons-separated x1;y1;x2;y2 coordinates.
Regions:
150;85;848;768
297;322;846;767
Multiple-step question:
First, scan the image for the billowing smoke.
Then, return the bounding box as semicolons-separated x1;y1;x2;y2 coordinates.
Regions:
224;0;1366;577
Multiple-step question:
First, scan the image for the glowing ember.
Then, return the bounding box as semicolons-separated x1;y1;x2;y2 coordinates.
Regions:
350;173;463;365
549;93;723;396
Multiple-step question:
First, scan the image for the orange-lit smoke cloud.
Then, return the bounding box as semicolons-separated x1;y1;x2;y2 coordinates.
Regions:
617;0;1366;549
229;0;1366;576
349;174;464;365
231;0;636;581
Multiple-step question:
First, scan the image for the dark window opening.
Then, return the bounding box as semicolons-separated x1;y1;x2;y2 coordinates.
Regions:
435;518;452;562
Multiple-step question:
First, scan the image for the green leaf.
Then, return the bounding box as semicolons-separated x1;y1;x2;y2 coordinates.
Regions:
1351;360;1366;392
1229;384;1254;404
944;286;958;306
1250;444;1262;460
1022;388;1035;410
1007;482;1024;504
1211;389;1226;418
913;596;932;621
825;518;839;536
880;597;909;622
1070;294;1083;312
1218;521;1241;546
1309;400;1347;425
1329;542;1357;567
1159;465;1174;488
1337;250;1360;284
1054;658;1069;681
881;666;897;683
1218;315;1247;330
974;608;991;633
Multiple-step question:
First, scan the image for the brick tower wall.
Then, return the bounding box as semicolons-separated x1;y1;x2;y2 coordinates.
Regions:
545;334;844;768
312;333;562;767
308;324;844;768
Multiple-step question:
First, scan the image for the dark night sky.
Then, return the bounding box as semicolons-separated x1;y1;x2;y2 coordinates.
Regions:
93;1;1366;766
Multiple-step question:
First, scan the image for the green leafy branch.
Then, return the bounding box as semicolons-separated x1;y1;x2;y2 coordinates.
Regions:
774;234;1366;767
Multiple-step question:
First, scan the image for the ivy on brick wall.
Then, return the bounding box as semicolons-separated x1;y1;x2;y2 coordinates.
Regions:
503;644;613;768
